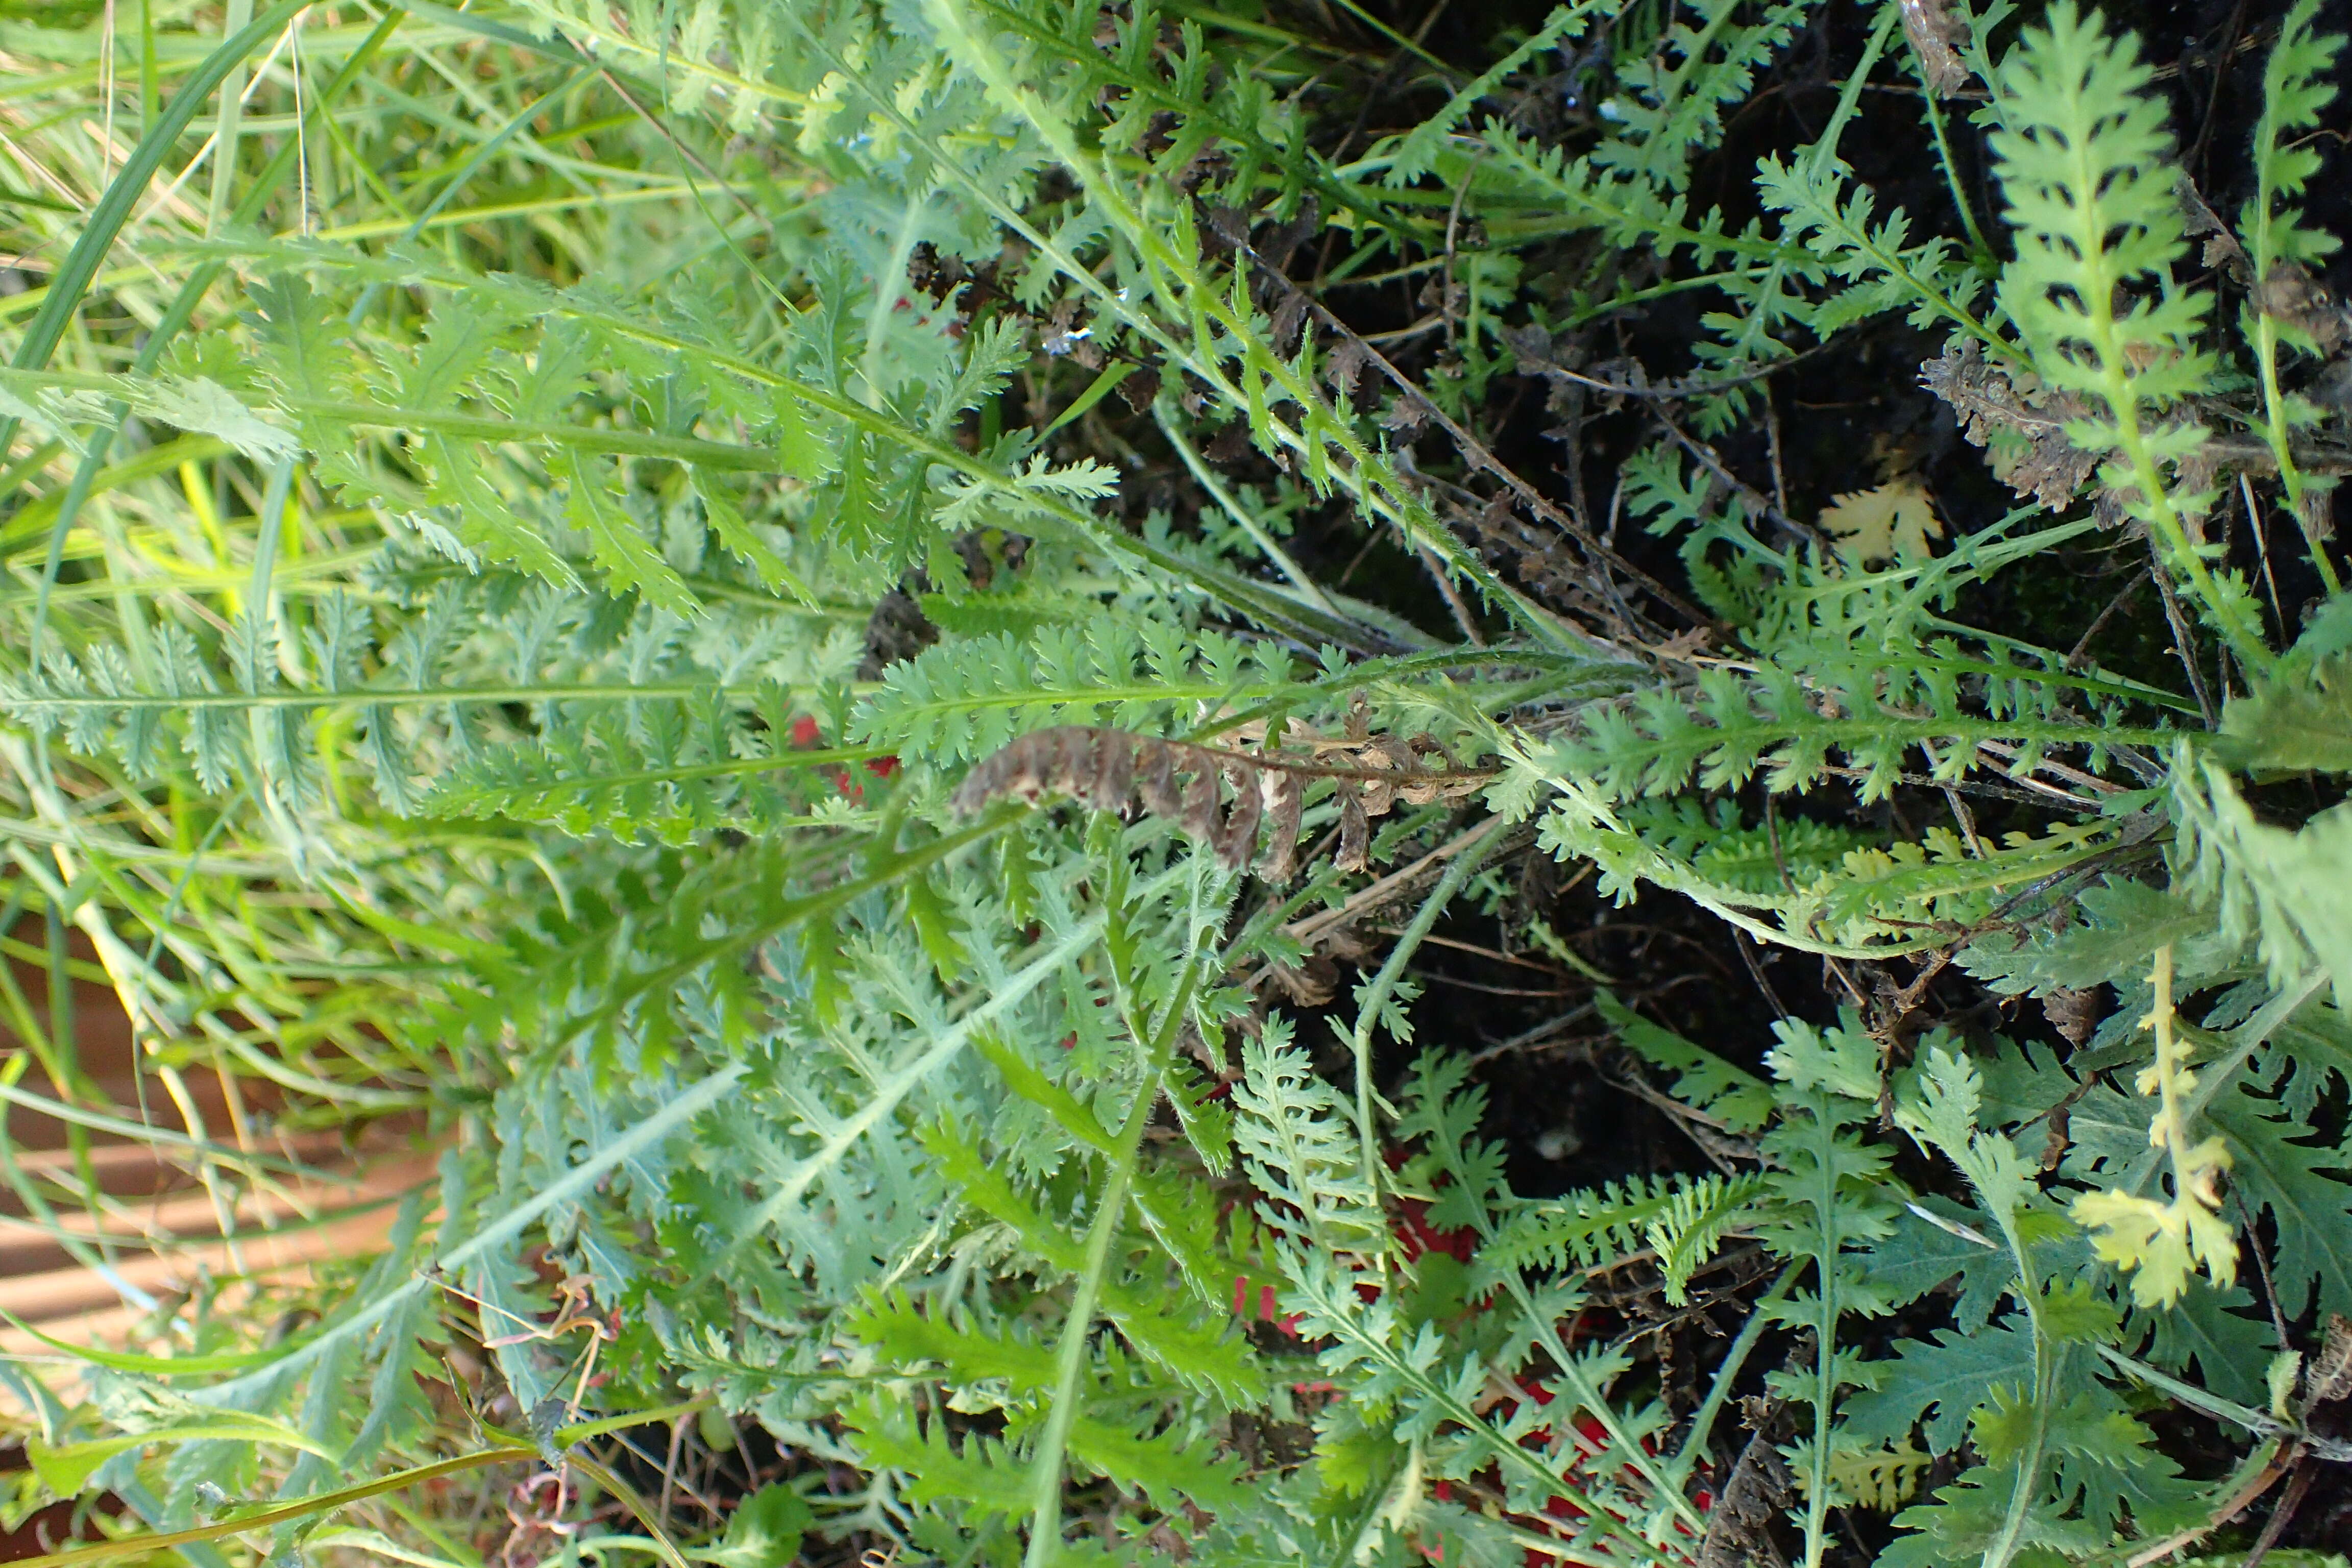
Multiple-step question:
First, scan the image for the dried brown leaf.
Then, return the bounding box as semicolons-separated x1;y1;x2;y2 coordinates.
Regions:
1269;953;1339;1007
1135;737;1182;820
952;724;1489;877
2295;483;2336;543
1180;761;1222;846
1269;294;1308;356
2256;262;2349;356
1381;397;1429;437
1898;0;1971;97
1254;200;1321;271
1335;788;1371;873
2041;986;2101;1046
1261;771;1304;884
1206;420;1255;464
1216;764;1265;869
2179;177;2251;284
2304;1314;2352;1415
1326;337;1371;407
1698;1415;1794;1568
1922;343;2101;510
1117;361;1163;414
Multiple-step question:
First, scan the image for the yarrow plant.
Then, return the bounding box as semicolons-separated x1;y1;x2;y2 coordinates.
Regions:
1;0;2348;1564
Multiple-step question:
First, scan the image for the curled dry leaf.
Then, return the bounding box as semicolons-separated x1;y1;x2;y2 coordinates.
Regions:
1922;342;2101;510
1268;952;1340;1008
1325;335;1371;407
2041;986;2102;1046
2256;262;2349;356
2304;1315;2352;1415
1697;1403;1796;1568
949;723;1490;877
1116;361;1163;413
2178;176;2251;283
1898;0;1971;97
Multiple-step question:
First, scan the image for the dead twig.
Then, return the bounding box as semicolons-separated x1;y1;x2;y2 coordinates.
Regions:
2147;549;2218;728
1215;215;1722;639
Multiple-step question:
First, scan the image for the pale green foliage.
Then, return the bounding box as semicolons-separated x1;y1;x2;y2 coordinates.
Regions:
5;2;2351;1567
2171;753;2352;1005
2238;0;2345;556
1593;0;1820;192
1231;1018;1387;1259
1988;2;2261;656
1757;154;1995;342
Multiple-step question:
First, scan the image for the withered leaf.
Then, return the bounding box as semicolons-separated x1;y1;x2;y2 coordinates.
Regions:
1898;0;1971;97
1326;337;1371;407
1198;202;1251;259
1921;343;2100;510
2305;1315;2352;1415
1381;396;1429;437
1268;953;1339;1008
952;724;1488;878
1116;361;1163;414
2041;986;2101;1046
1269;294;1308;356
1260;771;1304;884
2256;262;2349;355
1335;789;1371;873
1180;761;1221;846
1254;199;1320;270
2178;176;2250;284
1215;763;1265;868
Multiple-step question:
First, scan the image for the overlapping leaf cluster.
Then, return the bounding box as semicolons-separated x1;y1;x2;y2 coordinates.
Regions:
4;0;2350;1566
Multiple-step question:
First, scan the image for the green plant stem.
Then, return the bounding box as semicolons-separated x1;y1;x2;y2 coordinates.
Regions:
1022;957;1201;1568
344;60;595;324
4;1400;710;1568
1154;403;1341;611
914;0;1573;654
0;1073;328;1179
193;1063;746;1406
205;0;257;236
1346;814;1508;1241
1302;1269;1670;1563
1977;1186;2059;1568
6;1451;521;1568
13;5;405;677
565;1452;692;1568
1670;1259;1797;1477
1797;1120;1843;1568
722;886;1113;1256
0;1061;163;1314
0;360;1398;654
4;680;776;712
2239;0;2342;593
2249;308;2340;593
1921;87;1994;263
2107;419;2267;672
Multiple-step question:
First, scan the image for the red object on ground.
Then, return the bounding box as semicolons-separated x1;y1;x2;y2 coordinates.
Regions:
784;715;898;796
1243;1149;1712;1567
